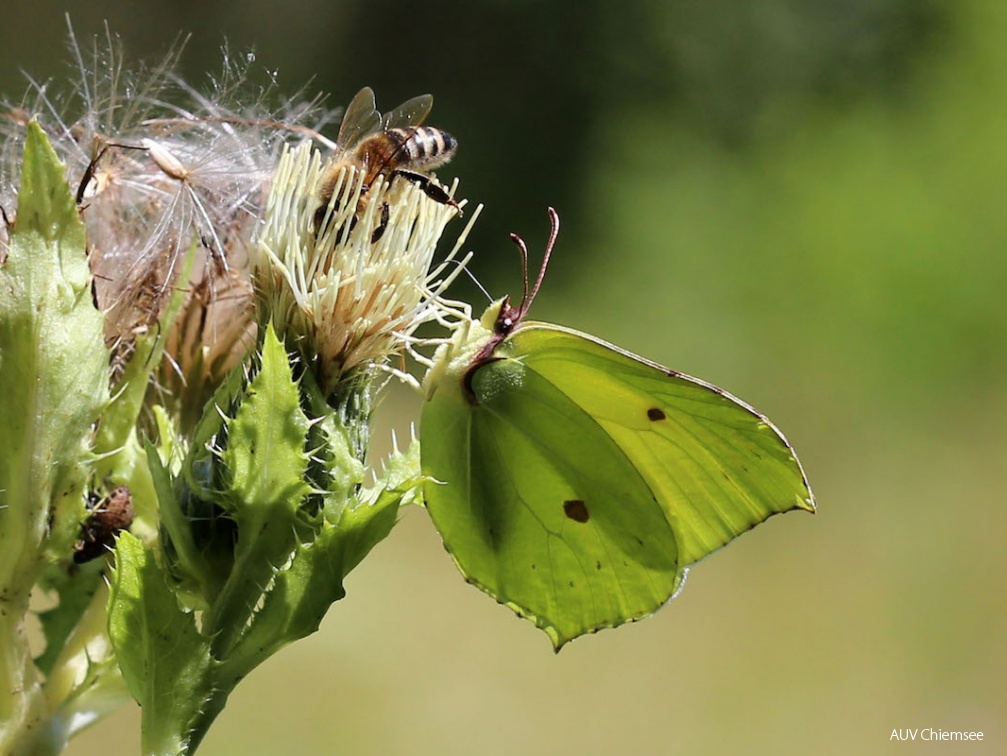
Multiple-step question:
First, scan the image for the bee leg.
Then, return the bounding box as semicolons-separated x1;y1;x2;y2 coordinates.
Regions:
315;179;367;239
392;170;461;214
312;204;330;236
371;202;391;244
314;204;361;240
313;203;334;236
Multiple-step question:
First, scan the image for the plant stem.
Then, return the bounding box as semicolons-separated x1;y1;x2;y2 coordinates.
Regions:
0;599;58;756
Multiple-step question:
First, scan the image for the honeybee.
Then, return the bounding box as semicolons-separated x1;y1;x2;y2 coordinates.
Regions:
316;86;459;240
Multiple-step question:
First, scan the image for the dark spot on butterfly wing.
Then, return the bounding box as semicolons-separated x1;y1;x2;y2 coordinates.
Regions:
563;499;589;523
647;407;666;421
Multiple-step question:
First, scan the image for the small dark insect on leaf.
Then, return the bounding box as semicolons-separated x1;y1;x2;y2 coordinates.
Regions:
647;407;666;421
74;485;135;564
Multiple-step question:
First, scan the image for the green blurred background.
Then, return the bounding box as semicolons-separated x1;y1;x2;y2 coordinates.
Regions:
4;1;1005;753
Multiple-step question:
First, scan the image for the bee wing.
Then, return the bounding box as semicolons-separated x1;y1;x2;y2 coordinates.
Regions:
337;87;383;150
382;94;434;130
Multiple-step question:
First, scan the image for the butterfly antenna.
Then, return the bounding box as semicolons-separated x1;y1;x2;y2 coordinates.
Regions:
526;207;560;316
505;207;561;322
509;230;531;315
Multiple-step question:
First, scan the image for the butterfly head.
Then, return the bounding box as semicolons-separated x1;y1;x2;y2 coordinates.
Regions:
487;295;522;337
424;209;560;404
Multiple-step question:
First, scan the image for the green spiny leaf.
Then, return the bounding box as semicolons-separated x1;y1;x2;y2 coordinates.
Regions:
108;532;213;756
221;482;401;686
362;438;424;509
206;323;313;655
300;366;366;524
0;121;109;589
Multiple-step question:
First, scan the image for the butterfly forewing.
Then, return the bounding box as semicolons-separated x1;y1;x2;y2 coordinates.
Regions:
510;324;815;567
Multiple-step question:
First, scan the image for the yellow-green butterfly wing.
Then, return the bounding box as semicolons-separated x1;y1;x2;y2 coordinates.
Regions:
421;305;814;649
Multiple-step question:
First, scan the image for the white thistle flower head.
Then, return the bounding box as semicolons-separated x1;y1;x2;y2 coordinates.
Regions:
254;143;474;396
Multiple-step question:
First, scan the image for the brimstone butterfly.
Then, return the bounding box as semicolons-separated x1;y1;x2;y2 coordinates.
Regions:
421;209;815;649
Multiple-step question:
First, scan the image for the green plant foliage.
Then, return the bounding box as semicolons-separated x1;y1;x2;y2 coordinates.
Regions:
34;560;106;677
108;532;214;756
0;122;114;755
0;120;109;582
422;301;814;649
208;325;316;655
109;324;408;752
